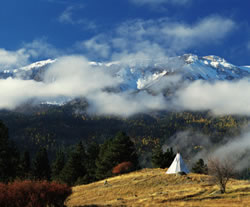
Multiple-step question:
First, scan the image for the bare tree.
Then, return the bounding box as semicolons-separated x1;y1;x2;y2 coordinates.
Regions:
208;157;234;193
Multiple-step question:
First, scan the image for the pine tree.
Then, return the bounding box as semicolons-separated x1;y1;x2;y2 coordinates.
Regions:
51;150;65;181
59;142;87;186
0;121;20;182
32;147;51;180
192;158;208;174
163;147;175;168
85;142;100;182
96;132;138;180
112;132;138;166
152;145;175;169
19;150;31;179
95;139;114;180
152;144;164;168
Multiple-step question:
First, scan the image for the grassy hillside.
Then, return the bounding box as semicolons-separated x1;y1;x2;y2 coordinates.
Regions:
65;168;250;207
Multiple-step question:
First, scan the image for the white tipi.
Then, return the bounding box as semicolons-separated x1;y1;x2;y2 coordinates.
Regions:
166;153;189;174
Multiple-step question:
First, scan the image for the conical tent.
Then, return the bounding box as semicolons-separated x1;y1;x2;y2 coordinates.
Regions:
166;153;189;174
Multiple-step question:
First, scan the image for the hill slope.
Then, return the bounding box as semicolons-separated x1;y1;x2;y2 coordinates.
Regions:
65;168;250;207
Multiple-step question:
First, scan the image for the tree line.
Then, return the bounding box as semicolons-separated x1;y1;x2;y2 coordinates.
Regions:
0;119;235;194
0;121;140;186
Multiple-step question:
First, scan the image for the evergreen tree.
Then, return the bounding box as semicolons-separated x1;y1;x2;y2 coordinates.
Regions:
51;150;65;181
192;158;208;174
163;147;175;168
96;132;138;180
152;145;175;169
0;121;20;182
32;147;51;180
112;132;138;166
95;139;113;180
19;150;31;179
85;142;100;182
59;142;87;186
152;144;164;168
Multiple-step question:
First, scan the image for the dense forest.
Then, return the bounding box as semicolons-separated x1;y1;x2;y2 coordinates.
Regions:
1;103;247;160
0;102;250;184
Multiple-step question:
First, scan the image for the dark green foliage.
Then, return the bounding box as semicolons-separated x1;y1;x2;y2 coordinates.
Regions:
151;145;164;168
0;121;20;182
32;147;51;180
163;148;175;168
95;139;113;180
192;158;208;174
96;132;138;180
0;107;248;184
51;149;65;181
19;150;31;179
85;142;100;182
59;142;87;186
0;106;246;162
151;145;175;168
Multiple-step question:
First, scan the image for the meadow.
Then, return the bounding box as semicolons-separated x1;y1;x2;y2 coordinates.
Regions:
66;168;250;207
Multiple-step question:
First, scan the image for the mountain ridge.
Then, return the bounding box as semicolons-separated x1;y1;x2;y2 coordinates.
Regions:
1;54;249;83
1;54;250;106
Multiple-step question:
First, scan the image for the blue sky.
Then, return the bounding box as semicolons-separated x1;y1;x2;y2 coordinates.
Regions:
1;0;250;67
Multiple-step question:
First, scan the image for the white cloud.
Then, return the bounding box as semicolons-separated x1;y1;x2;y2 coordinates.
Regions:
163;16;236;50
23;39;61;59
211;130;250;171
0;48;29;70
80;36;111;58
174;79;250;116
87;91;167;117
59;6;75;24
0;39;63;70
116;16;235;52
58;5;96;29
80;16;235;64
0;56;119;110
0;54;171;116
165;129;250;171
3;53;250;118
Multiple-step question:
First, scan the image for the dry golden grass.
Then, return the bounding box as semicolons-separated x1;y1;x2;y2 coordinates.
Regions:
65;168;250;207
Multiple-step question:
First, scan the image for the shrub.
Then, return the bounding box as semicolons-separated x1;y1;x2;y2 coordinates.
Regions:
208;158;235;193
0;183;9;207
0;180;72;207
112;161;133;175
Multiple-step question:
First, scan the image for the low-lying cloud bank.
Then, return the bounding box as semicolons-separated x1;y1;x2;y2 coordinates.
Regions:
0;56;118;109
0;55;171;117
2;55;250;117
174;79;250;116
166;129;250;172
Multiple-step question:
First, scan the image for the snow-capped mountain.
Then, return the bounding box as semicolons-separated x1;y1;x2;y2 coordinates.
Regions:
1;54;250;92
182;54;250;81
0;59;56;81
99;54;250;91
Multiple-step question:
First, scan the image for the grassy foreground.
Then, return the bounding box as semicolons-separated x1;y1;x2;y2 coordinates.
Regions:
65;168;250;207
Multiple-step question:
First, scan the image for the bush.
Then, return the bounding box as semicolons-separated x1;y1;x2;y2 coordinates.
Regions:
208;158;235;193
112;161;133;175
0;180;72;207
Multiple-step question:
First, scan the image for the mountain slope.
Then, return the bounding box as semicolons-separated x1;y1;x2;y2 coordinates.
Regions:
65;168;250;207
1;54;250;89
0;54;250;107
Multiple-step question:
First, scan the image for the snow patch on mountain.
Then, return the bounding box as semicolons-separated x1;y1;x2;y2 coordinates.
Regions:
1;54;250;97
18;59;57;71
137;70;168;89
